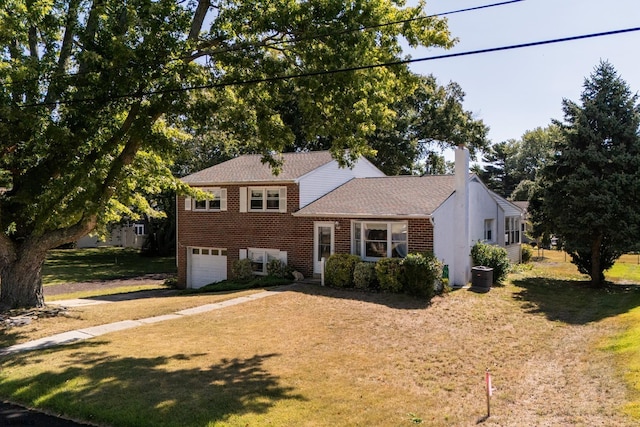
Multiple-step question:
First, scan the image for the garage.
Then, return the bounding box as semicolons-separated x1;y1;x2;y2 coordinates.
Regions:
187;247;228;288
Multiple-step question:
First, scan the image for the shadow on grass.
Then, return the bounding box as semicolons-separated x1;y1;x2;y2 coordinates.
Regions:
512;276;640;325
0;346;304;426
289;282;432;310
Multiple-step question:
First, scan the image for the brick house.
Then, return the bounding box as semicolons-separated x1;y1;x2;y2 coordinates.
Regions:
176;147;522;288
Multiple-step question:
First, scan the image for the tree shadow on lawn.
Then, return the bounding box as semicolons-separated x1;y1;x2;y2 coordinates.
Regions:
0;345;305;426
290;282;432;310
512;276;640;325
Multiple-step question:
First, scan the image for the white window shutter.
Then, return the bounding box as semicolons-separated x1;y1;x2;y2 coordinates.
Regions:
239;187;247;212
184;197;192;211
279;187;287;213
239;249;247;260
220;188;227;211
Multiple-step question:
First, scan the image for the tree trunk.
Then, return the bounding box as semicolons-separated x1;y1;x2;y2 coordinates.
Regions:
0;250;47;309
591;232;603;288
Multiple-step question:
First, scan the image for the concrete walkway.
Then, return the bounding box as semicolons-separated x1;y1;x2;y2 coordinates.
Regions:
0;285;296;356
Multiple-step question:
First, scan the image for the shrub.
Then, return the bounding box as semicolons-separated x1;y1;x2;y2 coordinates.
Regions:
325;254;360;288
375;257;403;293
231;258;253;282
266;259;293;279
521;244;533;263
401;252;443;299
470;242;511;284
353;262;377;290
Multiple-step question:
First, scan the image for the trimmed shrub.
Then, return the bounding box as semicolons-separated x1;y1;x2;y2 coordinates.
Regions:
401;252;443;299
266;259;293;279
231;258;253;282
521;244;533;263
375;257;403;293
471;242;511;284
325;254;360;288
353;262;377;290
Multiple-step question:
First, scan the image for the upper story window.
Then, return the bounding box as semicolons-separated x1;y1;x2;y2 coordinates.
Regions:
241;187;287;213
352;221;408;260
193;188;227;212
134;223;146;235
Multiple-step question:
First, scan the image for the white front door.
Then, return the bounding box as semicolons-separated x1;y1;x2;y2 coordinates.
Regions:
314;222;335;275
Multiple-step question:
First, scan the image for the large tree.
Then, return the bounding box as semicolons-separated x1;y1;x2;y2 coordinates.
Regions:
531;61;640;287
0;0;455;308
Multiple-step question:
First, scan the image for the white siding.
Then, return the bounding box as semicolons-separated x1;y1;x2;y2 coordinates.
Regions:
469;180;501;246
298;157;385;208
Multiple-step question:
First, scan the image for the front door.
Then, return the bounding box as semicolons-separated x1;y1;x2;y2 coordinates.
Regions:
314;222;335;275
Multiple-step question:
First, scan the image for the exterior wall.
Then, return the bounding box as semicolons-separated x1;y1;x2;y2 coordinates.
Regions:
177;181;434;286
77;226;146;249
469;180;501;246
298;159;385;208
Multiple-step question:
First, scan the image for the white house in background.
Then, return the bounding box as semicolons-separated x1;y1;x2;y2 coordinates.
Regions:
76;223;147;249
176;147;523;288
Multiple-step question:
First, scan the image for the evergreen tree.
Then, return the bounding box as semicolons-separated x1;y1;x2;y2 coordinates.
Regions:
533;61;640;287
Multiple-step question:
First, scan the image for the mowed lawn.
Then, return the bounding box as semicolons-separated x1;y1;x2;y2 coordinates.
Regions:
0;249;639;426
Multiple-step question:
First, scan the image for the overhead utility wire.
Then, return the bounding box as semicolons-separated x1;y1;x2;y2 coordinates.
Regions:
3;0;523;89
34;25;636;107
192;26;640;89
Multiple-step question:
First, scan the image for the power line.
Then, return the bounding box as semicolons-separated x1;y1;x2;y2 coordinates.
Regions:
3;0;523;90
20;25;638;108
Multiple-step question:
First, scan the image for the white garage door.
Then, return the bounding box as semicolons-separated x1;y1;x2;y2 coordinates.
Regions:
188;247;227;289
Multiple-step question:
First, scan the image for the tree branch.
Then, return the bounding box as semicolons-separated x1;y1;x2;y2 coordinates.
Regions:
189;0;210;41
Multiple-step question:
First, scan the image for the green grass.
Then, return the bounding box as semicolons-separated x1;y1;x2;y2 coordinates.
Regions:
42;247;176;285
181;276;292;295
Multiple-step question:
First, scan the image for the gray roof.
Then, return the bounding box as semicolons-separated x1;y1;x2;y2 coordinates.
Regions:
294;175;456;218
182;151;335;185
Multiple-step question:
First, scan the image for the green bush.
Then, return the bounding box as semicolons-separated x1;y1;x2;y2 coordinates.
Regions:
353;262;377;290
325;254;360;288
401;252;442;299
231;258;253;282
521;244;533;263
266;259;293;279
471;242;511;284
375;257;403;293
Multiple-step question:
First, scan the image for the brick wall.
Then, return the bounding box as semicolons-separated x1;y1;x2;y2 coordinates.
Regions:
177;184;435;287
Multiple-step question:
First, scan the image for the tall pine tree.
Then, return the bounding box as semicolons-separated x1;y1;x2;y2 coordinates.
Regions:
533;61;640;287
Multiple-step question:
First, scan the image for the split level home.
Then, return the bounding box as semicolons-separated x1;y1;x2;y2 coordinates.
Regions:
176;146;522;289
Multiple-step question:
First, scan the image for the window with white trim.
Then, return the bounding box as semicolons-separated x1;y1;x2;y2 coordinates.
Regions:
193;188;227;212
134;223;146;235
248;187;286;212
246;248;287;275
484;219;494;242
352;221;408;260
505;217;520;246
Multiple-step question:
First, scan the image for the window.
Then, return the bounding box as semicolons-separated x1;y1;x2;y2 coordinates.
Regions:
505;217;520;245
246;248;287;275
352;221;408;260
484;219;493;242
193;188;227;212
134;223;145;235
247;187;286;212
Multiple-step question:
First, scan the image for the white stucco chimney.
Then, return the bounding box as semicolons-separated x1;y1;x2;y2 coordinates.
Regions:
452;145;471;287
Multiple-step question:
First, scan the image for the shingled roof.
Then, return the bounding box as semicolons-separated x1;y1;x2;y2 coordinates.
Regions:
182;151;335;185
294;175;457;218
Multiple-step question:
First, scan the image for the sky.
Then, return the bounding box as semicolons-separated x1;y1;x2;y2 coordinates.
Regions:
404;0;640;148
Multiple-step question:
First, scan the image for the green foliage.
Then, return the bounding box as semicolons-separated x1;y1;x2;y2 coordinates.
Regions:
401;252;442;299
325;254;360;288
353;262;377;290
532;61;640;287
0;0;457;308
470;242;511;285
521;245;533;263
231;259;254;283
375;257;404;293
266;259;293;279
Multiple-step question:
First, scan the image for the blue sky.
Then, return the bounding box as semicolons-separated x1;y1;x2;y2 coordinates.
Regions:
404;0;640;147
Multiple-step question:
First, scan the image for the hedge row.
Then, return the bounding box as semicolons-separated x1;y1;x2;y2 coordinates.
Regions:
324;253;445;300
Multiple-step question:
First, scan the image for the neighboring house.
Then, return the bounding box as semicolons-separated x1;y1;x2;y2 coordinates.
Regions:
77;222;148;249
176;147;522;289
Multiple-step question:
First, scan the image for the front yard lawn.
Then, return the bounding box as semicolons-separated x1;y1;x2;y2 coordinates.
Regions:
1;250;640;426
